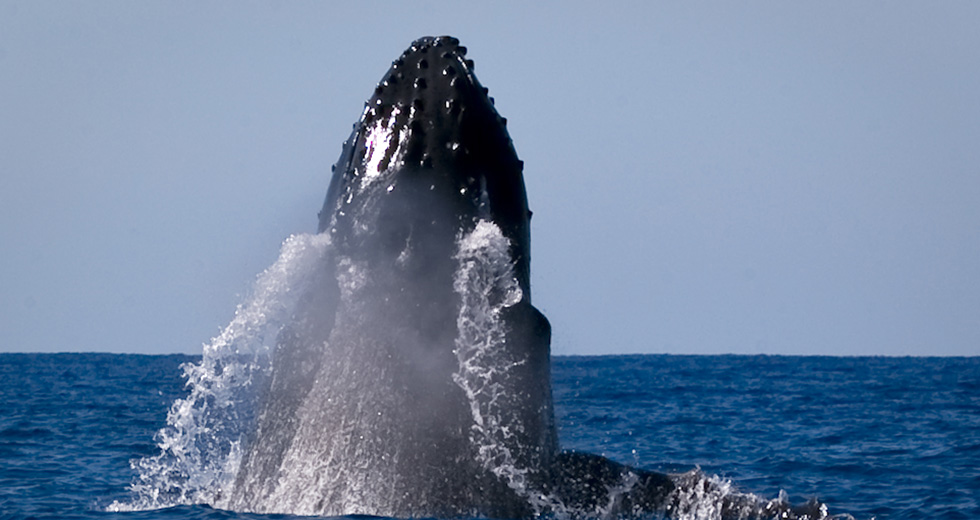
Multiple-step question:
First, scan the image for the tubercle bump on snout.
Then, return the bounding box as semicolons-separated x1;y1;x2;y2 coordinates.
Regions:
367;37;487;127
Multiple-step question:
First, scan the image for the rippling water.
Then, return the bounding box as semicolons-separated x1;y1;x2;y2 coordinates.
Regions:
1;353;977;519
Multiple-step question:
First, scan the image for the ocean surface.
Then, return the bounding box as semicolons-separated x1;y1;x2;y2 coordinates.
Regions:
1;353;977;520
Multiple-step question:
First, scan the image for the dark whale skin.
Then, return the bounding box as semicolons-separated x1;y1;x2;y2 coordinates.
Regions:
319;36;533;293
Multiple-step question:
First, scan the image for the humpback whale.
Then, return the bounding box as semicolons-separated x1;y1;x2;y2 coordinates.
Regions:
225;36;828;520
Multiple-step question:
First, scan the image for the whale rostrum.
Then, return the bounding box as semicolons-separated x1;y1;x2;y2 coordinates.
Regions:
226;36;830;520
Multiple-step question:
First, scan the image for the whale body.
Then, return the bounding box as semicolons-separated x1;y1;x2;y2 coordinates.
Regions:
225;36;828;520
225;35;667;518
225;35;555;517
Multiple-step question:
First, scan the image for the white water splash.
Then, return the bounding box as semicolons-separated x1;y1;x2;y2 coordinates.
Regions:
667;470;742;520
109;232;331;512
451;221;642;520
109;224;837;520
451;221;529;488
451;220;576;518
667;469;839;520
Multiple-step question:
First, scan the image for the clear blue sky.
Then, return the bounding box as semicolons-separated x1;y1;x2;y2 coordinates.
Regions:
2;2;978;356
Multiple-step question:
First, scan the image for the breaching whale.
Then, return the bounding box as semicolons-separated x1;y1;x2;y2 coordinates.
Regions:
225;36;829;520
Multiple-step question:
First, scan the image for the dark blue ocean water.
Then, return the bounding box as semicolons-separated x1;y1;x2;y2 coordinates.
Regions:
1;353;977;520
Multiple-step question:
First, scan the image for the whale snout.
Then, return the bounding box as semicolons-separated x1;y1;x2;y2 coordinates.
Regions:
319;36;532;292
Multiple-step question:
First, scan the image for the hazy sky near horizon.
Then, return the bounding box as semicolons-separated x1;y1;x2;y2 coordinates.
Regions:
2;2;978;356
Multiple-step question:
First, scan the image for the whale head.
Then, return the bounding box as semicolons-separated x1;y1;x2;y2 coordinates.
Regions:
317;36;533;295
